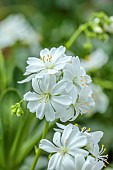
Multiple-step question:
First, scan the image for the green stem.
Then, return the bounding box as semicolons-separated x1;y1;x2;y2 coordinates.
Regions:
30;121;49;170
65;24;88;49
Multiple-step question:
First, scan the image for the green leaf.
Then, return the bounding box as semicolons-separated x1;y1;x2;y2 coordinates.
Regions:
0;88;21;169
13;66;31;94
0;49;6;92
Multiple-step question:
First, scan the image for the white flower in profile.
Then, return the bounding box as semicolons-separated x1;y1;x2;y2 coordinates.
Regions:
84;130;103;154
62;56;91;96
69;154;104;170
91;144;108;164
104;16;113;33
81;49;108;71
84;130;108;165
57;86;95;122
39;124;88;170
24;74;72;122
18;46;71;83
89;84;109;114
0;14;39;48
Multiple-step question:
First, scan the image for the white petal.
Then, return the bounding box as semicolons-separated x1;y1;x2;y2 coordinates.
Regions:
27;101;38;112
62;154;75;170
56;123;66;130
61;124;73;145
48;153;62;170
52;95;72;105
91;131;103;145
63;70;73;81
45;102;55;122
43;74;50;91
51;99;66;112
59;107;74;122
74;154;85;170
25;65;43;73
40;48;50;57
52;46;65;61
27;57;44;65
50;47;57;56
51;80;65;95
93;161;104;170
48;68;58;74
54;63;66;70
69;148;88;157
36;102;46;119
48;75;56;92
35;70;47;78
68;136;87;149
18;74;36;83
24;91;39;101
39;139;59;153
32;78;42;94
53;132;62;148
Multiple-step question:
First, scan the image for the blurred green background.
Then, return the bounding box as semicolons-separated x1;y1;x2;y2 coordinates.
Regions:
0;0;113;169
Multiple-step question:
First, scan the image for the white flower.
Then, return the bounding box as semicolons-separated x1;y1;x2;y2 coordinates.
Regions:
18;46;71;83
104;16;113;33
39;124;88;170
81;49;108;71
88;84;109;114
57;86;95;122
84;130;108;165
62;56;91;96
24;75;72;122
0;14;39;48
69;154;104;170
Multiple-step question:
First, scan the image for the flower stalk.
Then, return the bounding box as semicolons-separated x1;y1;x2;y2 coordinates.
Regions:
30;121;49;170
65;24;89;49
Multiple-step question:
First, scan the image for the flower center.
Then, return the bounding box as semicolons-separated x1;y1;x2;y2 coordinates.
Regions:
41;55;52;63
41;55;54;69
73;77;77;84
38;93;51;103
45;93;51;103
61;147;68;155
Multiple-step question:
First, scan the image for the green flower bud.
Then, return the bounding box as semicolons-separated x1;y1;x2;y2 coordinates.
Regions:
83;42;92;51
11;100;24;117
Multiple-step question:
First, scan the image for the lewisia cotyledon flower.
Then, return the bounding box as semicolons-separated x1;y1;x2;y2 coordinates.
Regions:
18;46;71;83
39;124;88;170
24;74;72;122
81;49;108;71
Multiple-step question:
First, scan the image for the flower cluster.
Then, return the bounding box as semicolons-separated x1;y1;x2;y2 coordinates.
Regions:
19;46;95;122
39;123;108;170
